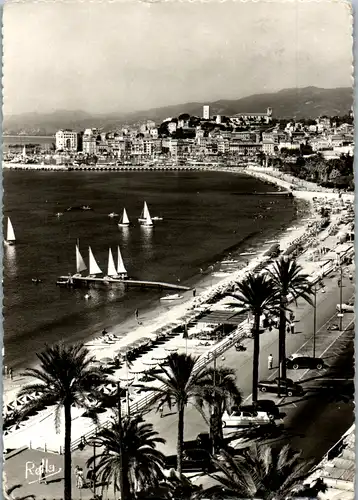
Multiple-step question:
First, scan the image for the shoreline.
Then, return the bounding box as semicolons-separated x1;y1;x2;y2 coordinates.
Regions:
3;165;338;405
3;195;313;405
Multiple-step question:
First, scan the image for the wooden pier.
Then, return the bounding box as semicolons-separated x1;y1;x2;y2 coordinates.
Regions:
56;275;190;292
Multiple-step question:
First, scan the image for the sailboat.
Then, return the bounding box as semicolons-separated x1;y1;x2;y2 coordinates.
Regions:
88;247;103;277
118;208;130;227
138;202;153;227
117;246;128;278
74;241;87;277
5;217;16;245
106;248;118;278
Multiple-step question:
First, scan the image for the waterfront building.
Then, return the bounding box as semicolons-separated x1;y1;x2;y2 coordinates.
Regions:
82;128;98;155
262;140;276;155
55;129;78;152
203;105;210;120
216;115;221;124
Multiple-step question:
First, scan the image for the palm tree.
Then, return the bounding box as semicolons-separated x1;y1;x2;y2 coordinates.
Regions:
145;352;215;475
18;343;108;500
205;444;321;499
195;366;242;448
230;273;277;403
267;257;313;381
87;414;165;499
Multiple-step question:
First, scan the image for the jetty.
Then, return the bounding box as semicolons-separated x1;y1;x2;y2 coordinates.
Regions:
56;275;190;291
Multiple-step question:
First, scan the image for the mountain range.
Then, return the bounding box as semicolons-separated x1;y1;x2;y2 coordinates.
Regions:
3;86;353;136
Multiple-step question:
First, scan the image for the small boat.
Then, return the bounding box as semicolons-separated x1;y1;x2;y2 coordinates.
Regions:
66;205;93;212
32;278;42;284
116;246;128;278
81;205;92;211
5;217;16;245
152;216;163;221
160;294;183;301
56;212;63;217
118;208;130;227
108;212;119;218
138;202;153;227
84;293;91;300
105;248;118;278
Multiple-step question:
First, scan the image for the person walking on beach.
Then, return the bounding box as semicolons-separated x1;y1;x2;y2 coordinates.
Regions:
135;309;139;323
268;354;273;370
9;367;13;380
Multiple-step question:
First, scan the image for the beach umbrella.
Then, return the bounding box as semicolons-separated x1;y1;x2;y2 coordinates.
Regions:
152;351;168;362
165;346;178;353
142;358;158;367
129;361;147;375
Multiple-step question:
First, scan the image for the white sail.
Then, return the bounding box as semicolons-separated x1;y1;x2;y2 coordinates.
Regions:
7;218;15;243
122;208;130;225
117;246;127;275
88;246;102;275
107;248;117;277
76;244;87;273
142;202;153;226
143;202;150;219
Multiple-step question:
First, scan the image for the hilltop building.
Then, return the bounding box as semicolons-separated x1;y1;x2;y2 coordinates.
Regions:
203;105;210;120
55;129;78;152
232;107;273;124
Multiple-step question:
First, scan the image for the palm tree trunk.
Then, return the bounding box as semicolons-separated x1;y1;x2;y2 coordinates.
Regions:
279;299;287;380
177;402;184;475
252;312;261;403
64;402;72;500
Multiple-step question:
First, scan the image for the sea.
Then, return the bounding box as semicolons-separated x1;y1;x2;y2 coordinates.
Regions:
3;169;308;371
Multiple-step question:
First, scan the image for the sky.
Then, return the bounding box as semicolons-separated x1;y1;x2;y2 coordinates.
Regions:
3;0;353;116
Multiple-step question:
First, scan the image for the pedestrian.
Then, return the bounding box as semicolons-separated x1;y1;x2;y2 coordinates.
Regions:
289;311;295;322
193;288;196;297
268;354;273;370
159;406;164;418
290;322;295;334
39;459;47;484
75;465;80;488
349;273;353;281
9;367;13;380
4;365;8;377
77;467;84;489
135;309;139;322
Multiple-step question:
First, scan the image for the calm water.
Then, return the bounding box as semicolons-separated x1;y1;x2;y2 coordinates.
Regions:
3;170;305;370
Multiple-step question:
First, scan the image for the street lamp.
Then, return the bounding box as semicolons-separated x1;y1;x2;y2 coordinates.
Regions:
339;266;344;331
313;283;317;358
78;432;97;498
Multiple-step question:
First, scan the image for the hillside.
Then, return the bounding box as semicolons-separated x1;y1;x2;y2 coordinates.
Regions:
3;86;353;135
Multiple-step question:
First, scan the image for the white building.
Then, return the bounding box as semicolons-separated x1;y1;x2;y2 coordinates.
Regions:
82;128;98;155
203;105;210;120
55;129;78;152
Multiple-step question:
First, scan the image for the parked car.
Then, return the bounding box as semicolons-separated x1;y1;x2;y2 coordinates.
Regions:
240;400;280;419
258;378;303;397
286;354;324;370
164;448;214;473
222;409;274;428
336;303;355;313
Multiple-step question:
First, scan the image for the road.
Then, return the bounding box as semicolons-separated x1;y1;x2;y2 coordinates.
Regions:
143;266;355;456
